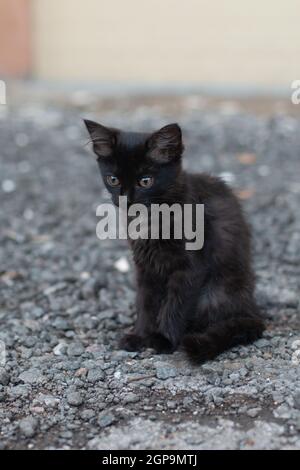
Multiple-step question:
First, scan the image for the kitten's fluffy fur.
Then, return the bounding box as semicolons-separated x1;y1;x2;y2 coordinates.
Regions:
84;120;265;363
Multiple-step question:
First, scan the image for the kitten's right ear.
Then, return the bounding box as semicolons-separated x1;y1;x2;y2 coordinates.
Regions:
83;119;116;157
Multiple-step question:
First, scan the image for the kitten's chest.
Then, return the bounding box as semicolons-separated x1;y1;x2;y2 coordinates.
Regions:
130;238;187;276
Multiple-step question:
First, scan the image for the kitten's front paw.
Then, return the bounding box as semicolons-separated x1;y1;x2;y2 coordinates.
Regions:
146;333;176;354
119;333;144;352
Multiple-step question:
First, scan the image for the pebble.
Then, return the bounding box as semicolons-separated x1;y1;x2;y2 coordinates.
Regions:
167;401;177;409
155;364;177;380
0;368;10;386
293;391;300;410
67;343;85;357
19;417;38;438
81;409;95;421
114;257;130;273
87;368;105;383
98;411;116;428
52;318;70;331
2;179;16;193
246;408;261;418
43;283;67;296
19;368;43;384
273;405;293;420
255;339;270;348
67;391;83;407
80;279;99;299
39;395;60;408
218;172;235;184
53;342;67;356
229;373;240;383
122;392;140;404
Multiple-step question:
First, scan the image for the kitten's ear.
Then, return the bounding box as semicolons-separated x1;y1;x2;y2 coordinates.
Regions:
84;119;116;157
147;123;183;163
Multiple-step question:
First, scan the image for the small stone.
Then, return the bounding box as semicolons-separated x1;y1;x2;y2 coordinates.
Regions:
80;279;99;299
293;391;300;410
2;179;16;193
67;343;85;357
9;384;30;398
114;370;122;379
60;431;73;439
291;340;300;351
67;391;83;406
255;338;269;348
32;307;44;319
53;342;67;356
80;271;91;280
143;405;153;411
19;417;38;438
273;404;292;419
239;367;248;377
280;289;298;308
87;368;105;383
247;408;261;418
19;368;43;384
31;406;44;414
155;363;177;380
0;368;10;386
229;373;240;382
98;411;116;428
43;283;67;296
218;172;235;184
81;409;95;421
167;401;176;409
75;367;88;378
114;257;130;273
183;396;194;407
117;313;132;326
52;318;70;331
42;395;60;408
122;392;140;404
23;336;37;348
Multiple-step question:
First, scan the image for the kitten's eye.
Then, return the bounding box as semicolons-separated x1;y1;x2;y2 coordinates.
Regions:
106;175;120;187
139;176;154;188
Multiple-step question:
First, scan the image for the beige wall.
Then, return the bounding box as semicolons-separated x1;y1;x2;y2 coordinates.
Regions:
0;0;31;77
32;0;300;86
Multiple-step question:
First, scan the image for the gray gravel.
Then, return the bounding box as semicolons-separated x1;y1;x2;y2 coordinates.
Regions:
0;95;300;449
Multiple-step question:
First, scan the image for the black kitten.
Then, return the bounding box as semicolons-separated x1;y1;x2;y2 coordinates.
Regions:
84;120;265;363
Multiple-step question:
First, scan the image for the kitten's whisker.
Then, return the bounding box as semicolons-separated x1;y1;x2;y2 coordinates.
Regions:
84;137;109;148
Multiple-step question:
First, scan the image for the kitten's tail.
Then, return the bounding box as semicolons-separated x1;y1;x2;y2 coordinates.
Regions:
182;316;265;364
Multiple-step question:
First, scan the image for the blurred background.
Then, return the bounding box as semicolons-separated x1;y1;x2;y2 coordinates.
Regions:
0;0;300;89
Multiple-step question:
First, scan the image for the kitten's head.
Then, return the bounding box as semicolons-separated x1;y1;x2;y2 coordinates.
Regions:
84;120;184;206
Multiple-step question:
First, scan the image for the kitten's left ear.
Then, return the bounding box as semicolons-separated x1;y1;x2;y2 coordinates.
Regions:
147;123;184;163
